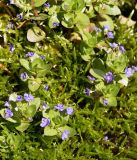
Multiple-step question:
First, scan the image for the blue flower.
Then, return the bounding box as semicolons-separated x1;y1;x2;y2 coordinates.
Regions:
9;44;15;52
109;42;118;49
107;32;114;39
16;13;23;20
104;136;109;141
44;2;50;8
4;101;10;107
20;72;29;81
52;22;59;27
85;88;90;96
131;66;137;72
125;67;134;77
40;55;45;60
26;52;34;57
40;118;50;127
104;25;110;31
4;108;13;119
104;72;114;83
87;75;95;81
42;102;49;110
95;27;102;33
103;99;108;106
66;107;74;115
44;85;49;91
61;130;70;140
54;104;64;111
24;93;34;102
119;45;125;53
16;95;23;102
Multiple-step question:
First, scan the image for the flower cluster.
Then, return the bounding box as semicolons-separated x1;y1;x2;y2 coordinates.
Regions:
125;66;137;77
104;72;114;83
4;108;13;119
40;118;50;127
54;104;74;115
26;52;35;57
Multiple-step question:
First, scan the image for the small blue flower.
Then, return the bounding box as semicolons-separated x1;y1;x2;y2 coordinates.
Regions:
26;52;34;57
20;72;29;81
104;72;114;83
125;67;134;77
9;44;15;52
4;101;10;107
4;108;13;119
42;102;49;110
44;85;49;91
109;42;118;49
24;93;34;102
44;2;50;8
16;13;23;20
131;66;137;72
119;45;125;53
16;95;23;102
66;107;74;115
104;25;110;31
87;75;95;81
95;27;102;33
104;136;109;141
107;32;114;39
40;55;45;60
52;22;59;27
54;104;64;111
85;88;90;96
61;130;70;140
40;118;50;127
103;99;108;106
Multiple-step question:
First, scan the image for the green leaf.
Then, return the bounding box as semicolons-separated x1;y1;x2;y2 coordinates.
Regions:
48;15;59;28
75;12;90;29
89;58;106;79
28;78;41;92
108;97;117;107
27;27;46;42
30;13;48;21
16;121;30;132
48;110;60;119
99;14;114;31
31;58;51;77
97;4;121;15
31;58;45;69
81;54;91;61
62;0;75;11
106;53;128;73
44;126;58;136
105;84;120;97
20;59;30;71
61;13;74;28
29;98;41;110
25;105;36;117
33;0;47;7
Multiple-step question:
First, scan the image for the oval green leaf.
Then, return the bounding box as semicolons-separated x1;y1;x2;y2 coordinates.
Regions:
27;27;46;42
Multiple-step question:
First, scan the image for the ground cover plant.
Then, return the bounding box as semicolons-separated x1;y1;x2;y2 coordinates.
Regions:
0;0;137;159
